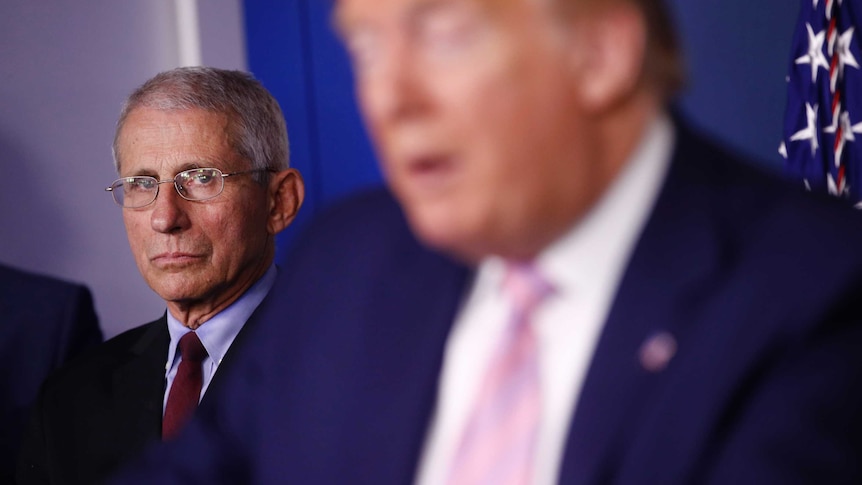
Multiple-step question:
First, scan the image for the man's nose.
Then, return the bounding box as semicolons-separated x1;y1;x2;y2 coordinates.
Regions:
150;181;190;234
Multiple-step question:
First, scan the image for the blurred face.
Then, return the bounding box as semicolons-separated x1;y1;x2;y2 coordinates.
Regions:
336;0;607;261
116;107;275;324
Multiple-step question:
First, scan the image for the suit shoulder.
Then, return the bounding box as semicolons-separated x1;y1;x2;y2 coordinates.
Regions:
665;120;862;326
0;264;91;303
312;187;406;235
39;319;165;395
101;319;165;351
275;186;466;303
675;119;862;247
289;187;419;258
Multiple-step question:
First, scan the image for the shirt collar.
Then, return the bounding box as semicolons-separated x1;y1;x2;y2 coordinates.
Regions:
165;264;277;367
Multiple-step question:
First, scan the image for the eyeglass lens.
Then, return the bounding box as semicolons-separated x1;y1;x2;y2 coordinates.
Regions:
110;168;225;208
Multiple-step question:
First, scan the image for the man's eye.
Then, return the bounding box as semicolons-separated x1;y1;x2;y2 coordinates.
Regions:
184;170;216;186
193;173;214;184
126;178;155;191
419;8;478;55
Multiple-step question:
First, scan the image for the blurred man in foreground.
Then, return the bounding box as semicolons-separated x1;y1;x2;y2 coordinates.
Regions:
115;0;862;483
17;66;304;485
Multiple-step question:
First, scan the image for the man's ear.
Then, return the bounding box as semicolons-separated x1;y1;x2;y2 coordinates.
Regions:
266;168;305;235
565;3;647;113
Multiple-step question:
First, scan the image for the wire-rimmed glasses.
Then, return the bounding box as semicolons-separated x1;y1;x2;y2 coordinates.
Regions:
105;167;274;208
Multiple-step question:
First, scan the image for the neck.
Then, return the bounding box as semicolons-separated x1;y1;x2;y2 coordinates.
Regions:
167;258;273;329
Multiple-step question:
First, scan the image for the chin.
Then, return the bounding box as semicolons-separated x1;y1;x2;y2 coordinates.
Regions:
406;217;481;264
154;289;193;303
151;279;201;303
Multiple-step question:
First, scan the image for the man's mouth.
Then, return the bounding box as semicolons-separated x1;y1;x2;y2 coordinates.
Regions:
150;252;203;268
401;153;457;194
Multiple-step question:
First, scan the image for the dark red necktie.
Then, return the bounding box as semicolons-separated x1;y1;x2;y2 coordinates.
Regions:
162;331;208;440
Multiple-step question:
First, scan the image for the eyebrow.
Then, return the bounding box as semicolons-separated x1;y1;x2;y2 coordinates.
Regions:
411;0;463;21
124;168;158;178
123;160;210;179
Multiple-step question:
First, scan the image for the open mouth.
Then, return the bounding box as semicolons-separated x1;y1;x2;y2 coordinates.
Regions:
403;154;457;194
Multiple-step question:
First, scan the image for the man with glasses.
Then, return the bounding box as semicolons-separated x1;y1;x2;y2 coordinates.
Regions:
16;66;304;485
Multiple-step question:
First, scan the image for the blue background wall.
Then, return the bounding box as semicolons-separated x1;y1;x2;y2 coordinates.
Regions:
242;0;800;258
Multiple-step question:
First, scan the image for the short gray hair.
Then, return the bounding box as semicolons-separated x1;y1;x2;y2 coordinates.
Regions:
112;66;289;181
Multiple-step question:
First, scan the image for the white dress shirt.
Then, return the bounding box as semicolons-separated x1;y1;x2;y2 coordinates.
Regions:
415;114;675;485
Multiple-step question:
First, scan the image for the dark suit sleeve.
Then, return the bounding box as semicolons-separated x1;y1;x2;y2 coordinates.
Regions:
14;284;102;485
0;268;102;485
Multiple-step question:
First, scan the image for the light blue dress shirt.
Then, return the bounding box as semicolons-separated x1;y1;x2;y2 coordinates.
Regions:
162;264;277;413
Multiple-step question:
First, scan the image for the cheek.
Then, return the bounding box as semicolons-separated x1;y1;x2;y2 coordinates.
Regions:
122;215;148;255
442;65;535;156
459;102;526;188
357;79;392;142
208;206;266;260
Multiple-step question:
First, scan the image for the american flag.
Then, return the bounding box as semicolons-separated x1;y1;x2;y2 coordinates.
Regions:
782;0;862;207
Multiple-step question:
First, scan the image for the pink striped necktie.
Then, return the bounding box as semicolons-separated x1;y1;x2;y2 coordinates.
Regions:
447;262;553;485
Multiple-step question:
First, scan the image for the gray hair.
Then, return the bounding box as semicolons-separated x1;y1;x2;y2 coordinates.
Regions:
112;66;289;182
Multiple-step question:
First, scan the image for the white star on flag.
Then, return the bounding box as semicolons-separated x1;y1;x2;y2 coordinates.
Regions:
796;24;829;82
836;28;860;77
791;103;820;156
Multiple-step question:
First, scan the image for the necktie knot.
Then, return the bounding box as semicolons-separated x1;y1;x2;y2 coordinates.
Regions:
503;262;553;321
178;331;207;363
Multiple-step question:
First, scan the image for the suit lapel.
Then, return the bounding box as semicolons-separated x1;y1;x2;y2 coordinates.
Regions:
112;292;286;450
111;315;169;451
202;291;270;404
558;124;728;485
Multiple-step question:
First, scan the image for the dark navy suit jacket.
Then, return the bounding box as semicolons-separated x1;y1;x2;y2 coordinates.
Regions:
114;121;862;484
0;264;101;484
16;315;169;485
17;298;271;485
